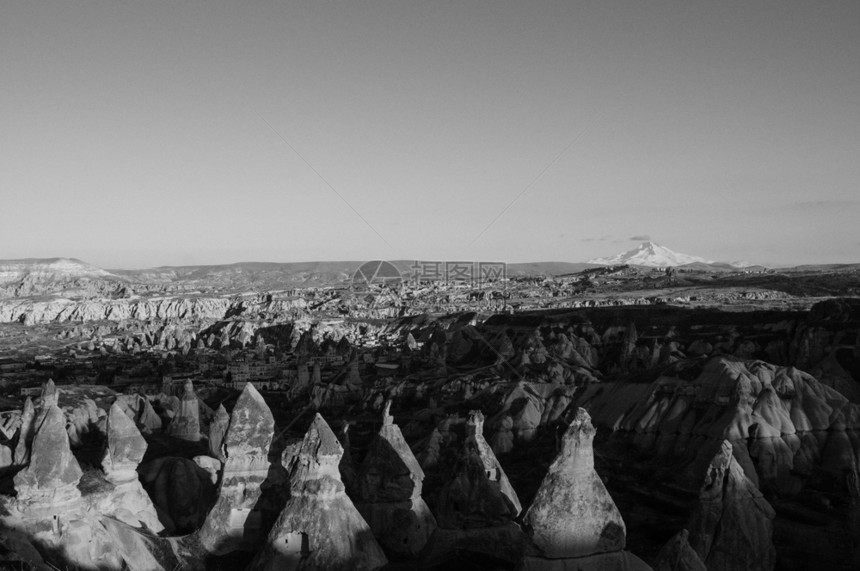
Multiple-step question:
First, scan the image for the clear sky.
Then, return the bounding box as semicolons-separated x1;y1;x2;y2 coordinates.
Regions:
2;0;858;268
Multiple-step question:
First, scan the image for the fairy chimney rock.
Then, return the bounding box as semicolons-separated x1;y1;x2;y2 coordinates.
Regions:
14;403;82;505
524;408;626;558
253;413;387;570
102;403;148;483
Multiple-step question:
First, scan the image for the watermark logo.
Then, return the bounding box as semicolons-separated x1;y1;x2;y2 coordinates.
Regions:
351;260;403;291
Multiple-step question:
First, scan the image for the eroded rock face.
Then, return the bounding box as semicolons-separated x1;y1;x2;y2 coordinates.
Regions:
167;380;201;441
437;410;522;528
13;403;82;506
525;408;626;559
354;401;437;556
12;397;35;466
199;383;275;553
687;440;776;571
253;413;387;571
568;356;860;498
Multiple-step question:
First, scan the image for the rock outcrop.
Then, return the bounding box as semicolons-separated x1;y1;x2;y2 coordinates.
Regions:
94;403;164;532
102;403;147;482
524;408;626;558
521;408;650;570
437;410;522;527
687;440;776;571
198;384;275;553
13;402;82;507
253;413;387;571
428;410;525;566
568;356;860;497
3;399;126;570
354;400;437;556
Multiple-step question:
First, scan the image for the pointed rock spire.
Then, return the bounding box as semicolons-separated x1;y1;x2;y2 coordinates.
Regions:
687;440;776;571
94;403;164;532
14;403;82;504
253;413;387;571
437;410;522;528
102;403;148;483
137;395;163;433
40;379;58;408
199;383;275;553
355;400;437;556
524;408;626;559
357;400;424;501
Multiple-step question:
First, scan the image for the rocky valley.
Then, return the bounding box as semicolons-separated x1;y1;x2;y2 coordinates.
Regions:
1;257;859;570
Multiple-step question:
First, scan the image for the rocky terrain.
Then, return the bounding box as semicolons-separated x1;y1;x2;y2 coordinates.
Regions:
0;258;859;569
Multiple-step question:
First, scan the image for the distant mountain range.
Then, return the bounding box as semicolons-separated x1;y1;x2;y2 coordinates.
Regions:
0;258;599;292
3;245;841;295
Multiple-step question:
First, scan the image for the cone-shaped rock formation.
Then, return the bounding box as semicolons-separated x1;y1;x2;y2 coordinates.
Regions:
199;383;275;553
95;403;164;532
425;410;525;567
687;440;776;571
354;400;437;556
102;403;148;482
252;413;387;571
437;410;522;527
521;408;652;571
13;402;82;506
524;408;626;558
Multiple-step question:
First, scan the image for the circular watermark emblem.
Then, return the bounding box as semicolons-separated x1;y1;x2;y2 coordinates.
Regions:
351;260;402;291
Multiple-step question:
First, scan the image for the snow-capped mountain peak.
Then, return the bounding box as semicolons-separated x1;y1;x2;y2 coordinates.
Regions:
587;241;714;267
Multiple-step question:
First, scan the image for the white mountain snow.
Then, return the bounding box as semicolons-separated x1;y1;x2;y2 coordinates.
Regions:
588;241;714;267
